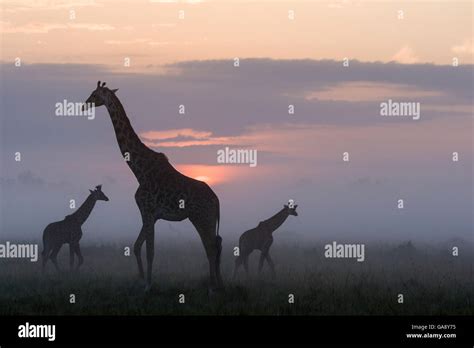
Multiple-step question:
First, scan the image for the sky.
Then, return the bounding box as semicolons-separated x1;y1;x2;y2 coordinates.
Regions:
0;0;472;245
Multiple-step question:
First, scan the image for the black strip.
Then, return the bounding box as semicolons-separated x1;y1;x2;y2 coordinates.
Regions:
1;315;472;345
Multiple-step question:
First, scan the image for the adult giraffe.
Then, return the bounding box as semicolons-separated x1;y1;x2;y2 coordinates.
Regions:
83;81;223;292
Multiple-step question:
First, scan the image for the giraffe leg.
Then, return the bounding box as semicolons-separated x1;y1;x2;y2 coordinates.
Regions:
260;238;273;277
133;225;148;280
74;243;84;270
258;253;265;274
243;256;249;276
69;244;75;270
215;235;223;287
42;246;51;273
191;212;224;291
233;255;243;279
190;218;220;291
50;245;62;273
145;227;155;291
265;253;276;279
134;189;155;284
204;235;219;290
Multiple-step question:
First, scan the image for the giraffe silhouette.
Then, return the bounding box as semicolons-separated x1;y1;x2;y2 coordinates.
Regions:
82;81;223;291
42;185;109;272
233;203;298;279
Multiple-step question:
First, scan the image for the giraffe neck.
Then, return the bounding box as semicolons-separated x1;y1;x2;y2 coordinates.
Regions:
70;194;97;226
261;208;290;233
104;94;152;181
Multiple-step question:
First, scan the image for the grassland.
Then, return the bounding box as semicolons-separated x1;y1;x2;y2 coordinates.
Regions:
0;240;472;315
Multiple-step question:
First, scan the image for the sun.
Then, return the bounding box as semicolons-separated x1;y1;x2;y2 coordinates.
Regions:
177;165;226;185
176;164;261;186
194;175;211;183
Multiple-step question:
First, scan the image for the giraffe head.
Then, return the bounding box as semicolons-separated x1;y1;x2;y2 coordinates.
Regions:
82;81;118;111
89;185;109;201
284;203;298;216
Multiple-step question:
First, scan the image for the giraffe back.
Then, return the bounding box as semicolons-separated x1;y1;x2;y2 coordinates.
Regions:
239;223;272;254
43;218;82;248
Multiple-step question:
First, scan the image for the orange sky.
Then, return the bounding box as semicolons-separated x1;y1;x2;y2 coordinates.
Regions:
1;0;472;187
1;0;473;70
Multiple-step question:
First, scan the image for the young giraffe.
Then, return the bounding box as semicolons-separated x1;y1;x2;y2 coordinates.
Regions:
233;203;298;279
82;82;223;292
42;185;109;272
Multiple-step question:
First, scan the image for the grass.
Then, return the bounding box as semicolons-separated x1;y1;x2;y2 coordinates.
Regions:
0;240;472;315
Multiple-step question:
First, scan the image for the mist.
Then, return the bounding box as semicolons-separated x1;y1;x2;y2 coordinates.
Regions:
0;60;472;245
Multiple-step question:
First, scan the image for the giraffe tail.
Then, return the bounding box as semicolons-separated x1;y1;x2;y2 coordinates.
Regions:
41;226;49;257
215;199;222;267
42;223;55;255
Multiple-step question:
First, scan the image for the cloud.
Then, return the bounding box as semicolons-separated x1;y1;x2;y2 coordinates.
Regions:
168;58;471;99
0;59;472;242
141;128;212;140
327;0;359;9
452;39;474;55
69;23;114;31
391;46;419;64
141;128;242;148
17;170;45;187
304;81;443;102
3;0;103;13
104;38;171;46
151;23;177;29
1;58;471;162
349;176;387;188
149;0;204;3
139;123;347;165
139;125;325;155
0;21;114;34
0;170;73;190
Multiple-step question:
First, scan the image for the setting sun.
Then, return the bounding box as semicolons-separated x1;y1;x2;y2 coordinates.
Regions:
194;175;210;183
176;164;260;186
176;164;228;185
